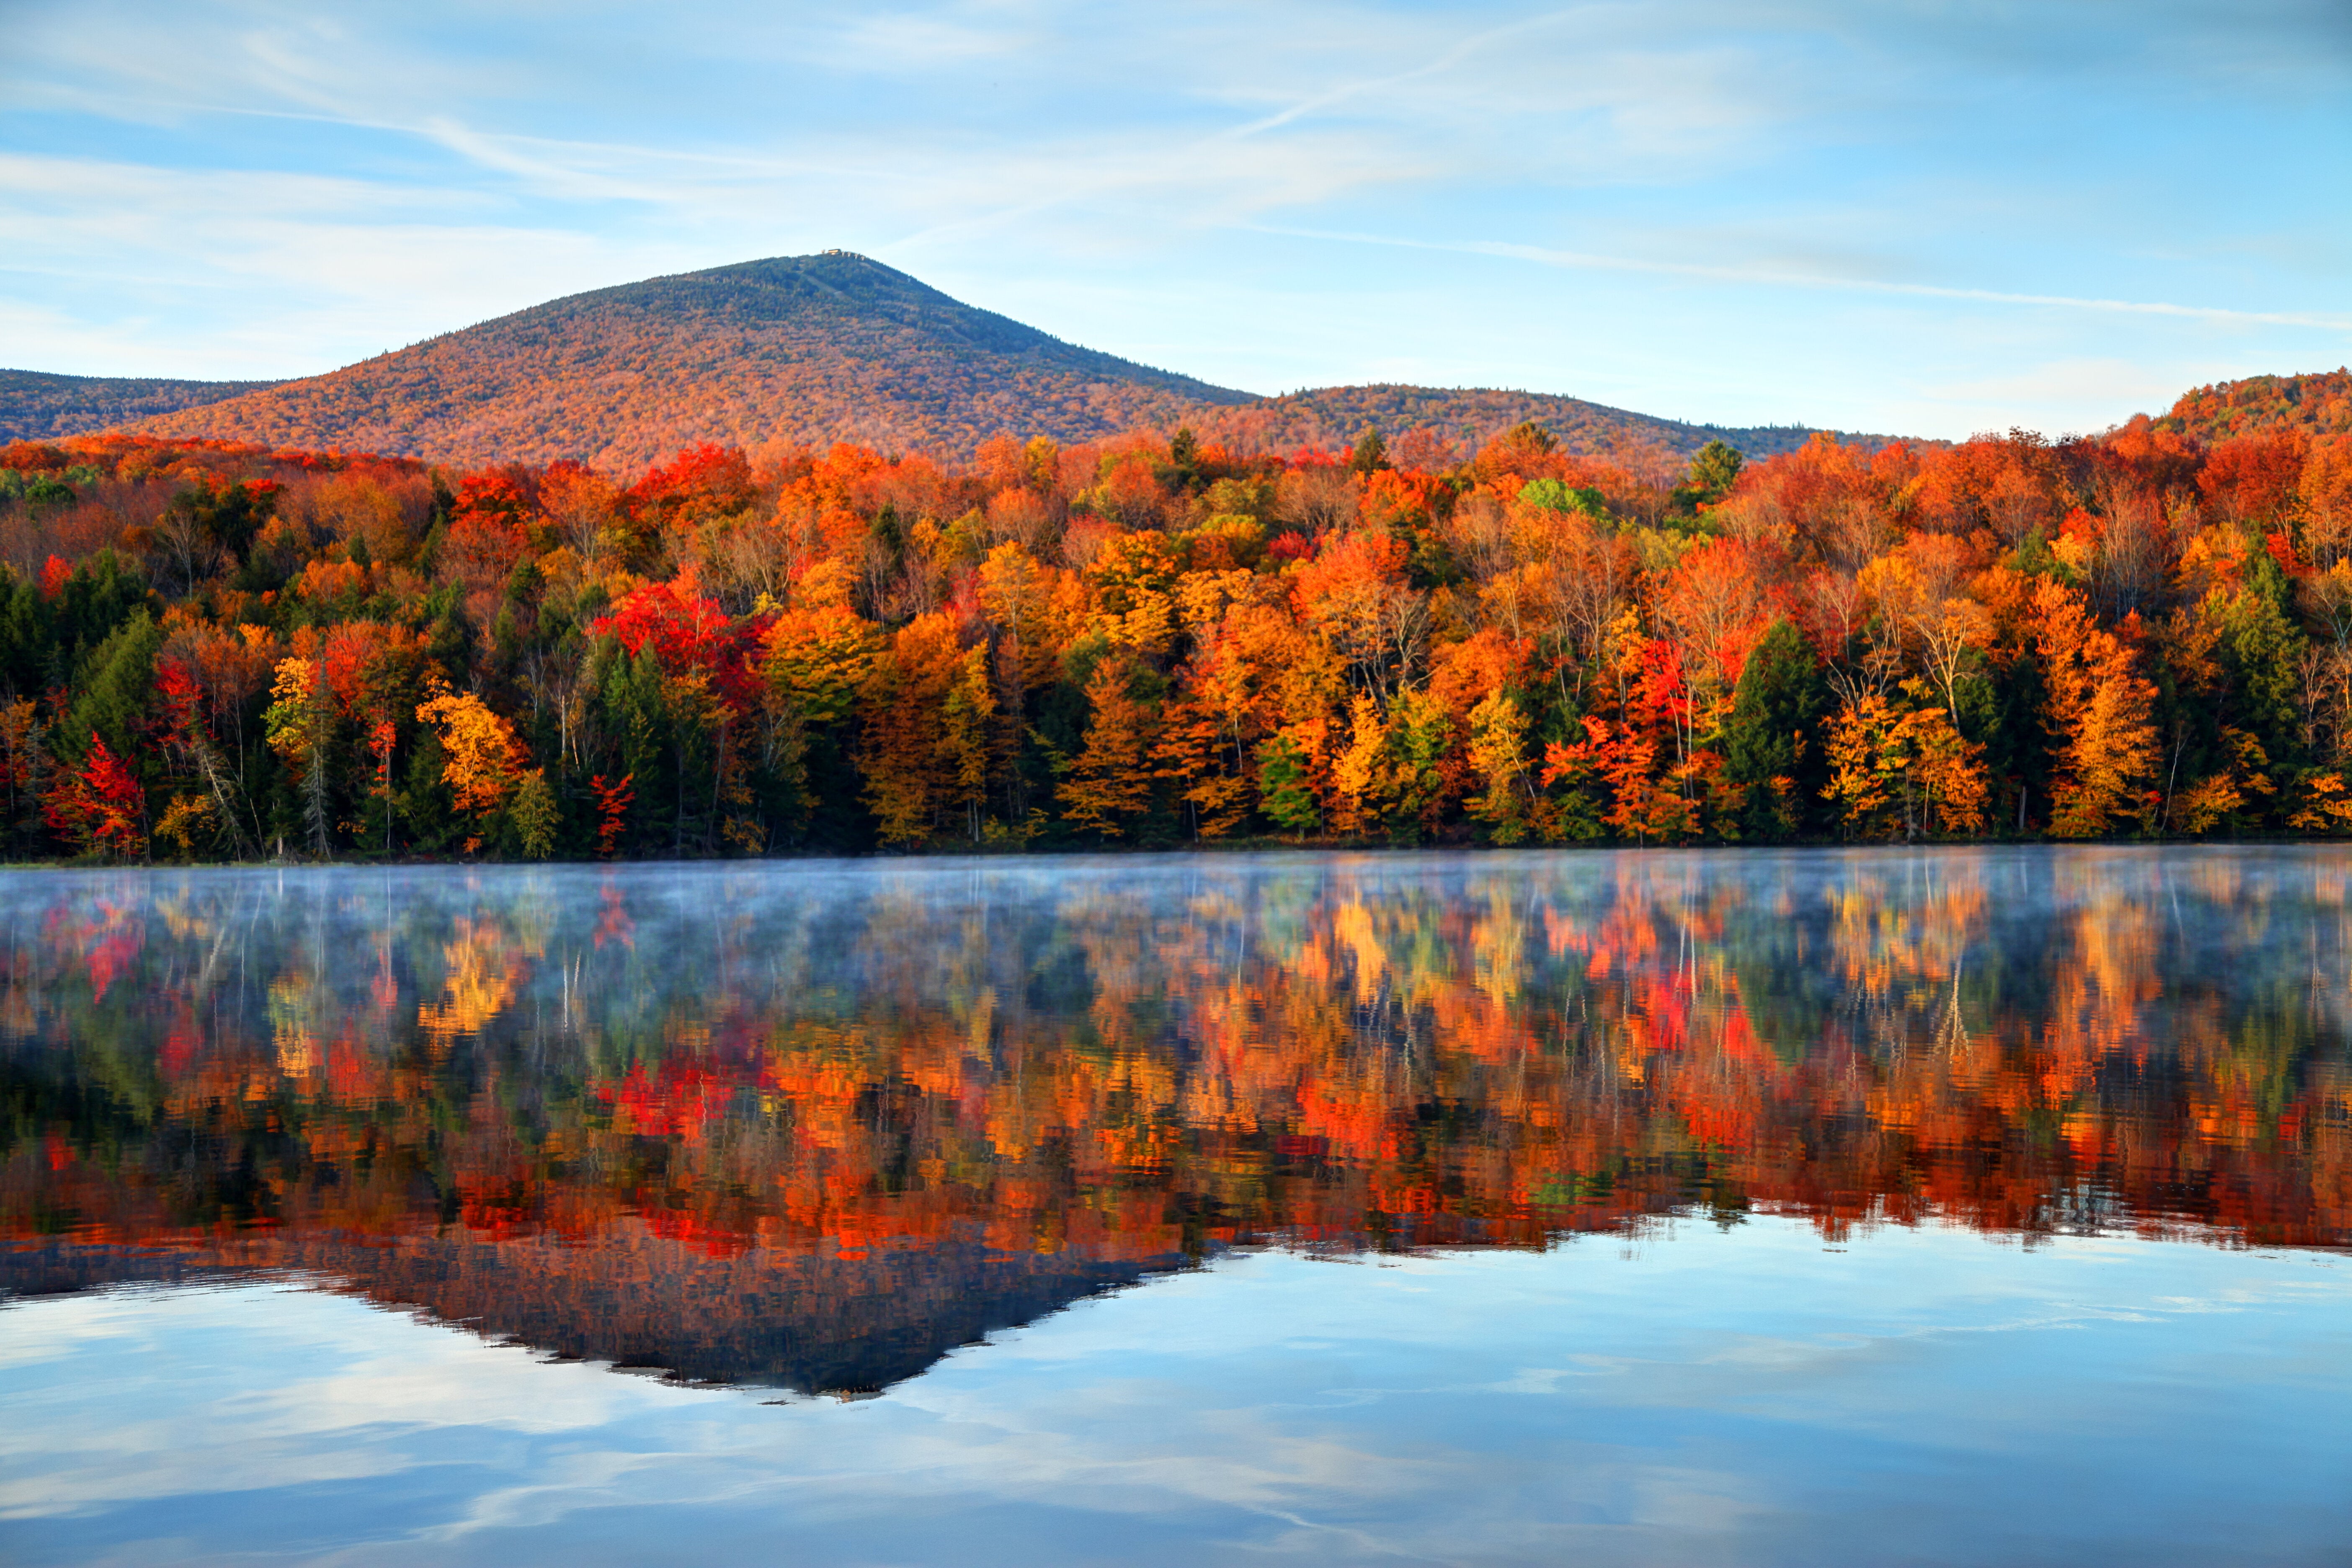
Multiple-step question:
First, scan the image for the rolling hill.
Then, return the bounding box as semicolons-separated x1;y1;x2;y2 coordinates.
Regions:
128;253;1259;469
44;260;2344;474
1193;384;1897;462
0;251;1919;470
94;253;1893;469
2153;369;2352;444
0;369;281;445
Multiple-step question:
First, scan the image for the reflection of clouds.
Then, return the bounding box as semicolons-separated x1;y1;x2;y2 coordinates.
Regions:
6;843;2352;1563
0;1285;677;1519
5;1221;2352;1564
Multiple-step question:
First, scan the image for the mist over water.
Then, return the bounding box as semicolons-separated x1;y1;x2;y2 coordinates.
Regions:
4;848;2350;1564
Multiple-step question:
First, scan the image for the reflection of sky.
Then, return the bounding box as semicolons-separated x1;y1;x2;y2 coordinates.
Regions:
4;2;2348;435
6;1218;2349;1566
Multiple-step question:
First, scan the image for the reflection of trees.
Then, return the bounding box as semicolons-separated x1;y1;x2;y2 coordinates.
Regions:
3;853;2349;1283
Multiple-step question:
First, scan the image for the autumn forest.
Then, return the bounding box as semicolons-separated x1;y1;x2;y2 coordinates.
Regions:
2;402;2350;862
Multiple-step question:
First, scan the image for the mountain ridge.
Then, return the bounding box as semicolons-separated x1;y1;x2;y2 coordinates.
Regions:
20;255;2310;469
95;253;1906;467
126;253;1259;469
0;369;284;445
2153;368;2352;445
1187;383;1903;463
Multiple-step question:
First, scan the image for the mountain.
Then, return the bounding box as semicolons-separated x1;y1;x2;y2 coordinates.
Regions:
2153;369;2352;444
108;253;1893;470
1;1230;1184;1397
86;277;2352;477
129;253;1258;470
0;369;281;445
1190;384;1900;462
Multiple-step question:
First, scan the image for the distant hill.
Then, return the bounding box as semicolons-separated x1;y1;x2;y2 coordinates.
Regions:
0;369;281;444
106;254;1894;470
130;253;1259;470
1191;384;1901;462
2153;369;2352;444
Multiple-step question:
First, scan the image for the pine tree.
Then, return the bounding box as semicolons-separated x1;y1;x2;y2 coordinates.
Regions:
510;768;560;859
1722;619;1828;839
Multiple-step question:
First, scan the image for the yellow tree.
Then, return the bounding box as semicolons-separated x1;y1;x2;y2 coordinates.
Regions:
856;613;968;847
977;541;1086;826
1462;690;1540;843
939;643;995;842
265;655;335;853
1821;691;1989;840
763;603;879;727
1329;694;1396;837
415;678;529;852
2033;581;2159;836
1059;657;1159;838
1857;534;1993;717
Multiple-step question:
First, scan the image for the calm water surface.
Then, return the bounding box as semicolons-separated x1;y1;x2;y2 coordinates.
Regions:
2;848;2349;1565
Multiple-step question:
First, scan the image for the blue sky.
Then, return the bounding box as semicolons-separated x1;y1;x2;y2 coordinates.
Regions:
1;0;2347;438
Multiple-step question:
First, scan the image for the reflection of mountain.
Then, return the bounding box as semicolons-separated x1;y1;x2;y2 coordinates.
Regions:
0;1228;1184;1394
3;854;2349;1392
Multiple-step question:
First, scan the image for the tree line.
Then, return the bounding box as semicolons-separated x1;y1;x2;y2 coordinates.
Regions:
0;406;2348;860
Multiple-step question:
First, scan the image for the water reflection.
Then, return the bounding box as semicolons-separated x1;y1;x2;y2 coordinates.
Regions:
3;847;2349;1393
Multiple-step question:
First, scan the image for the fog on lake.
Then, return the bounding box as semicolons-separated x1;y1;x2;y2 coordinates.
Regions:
3;847;2349;1565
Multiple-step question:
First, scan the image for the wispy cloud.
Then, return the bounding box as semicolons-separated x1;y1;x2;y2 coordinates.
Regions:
0;0;2344;432
1250;224;2352;334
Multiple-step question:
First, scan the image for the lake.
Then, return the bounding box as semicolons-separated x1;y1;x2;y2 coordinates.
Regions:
3;848;2349;1565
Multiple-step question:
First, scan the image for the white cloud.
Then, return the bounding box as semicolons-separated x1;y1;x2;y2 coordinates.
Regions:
0;0;2342;428
1923;358;2195;419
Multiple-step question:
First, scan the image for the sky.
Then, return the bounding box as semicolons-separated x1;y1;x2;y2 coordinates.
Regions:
0;0;2347;439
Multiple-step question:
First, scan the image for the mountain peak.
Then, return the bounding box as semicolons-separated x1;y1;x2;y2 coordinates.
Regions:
127;255;1256;469
12;257;1899;466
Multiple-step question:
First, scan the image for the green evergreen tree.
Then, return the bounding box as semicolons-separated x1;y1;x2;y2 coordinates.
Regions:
1722;619;1829;839
1674;441;1744;513
1168;426;1201;490
1257;735;1320;836
510;768;560;859
2219;550;2308;772
0;570;52;697
52;552;155;670
397;730;458;854
63;611;162;768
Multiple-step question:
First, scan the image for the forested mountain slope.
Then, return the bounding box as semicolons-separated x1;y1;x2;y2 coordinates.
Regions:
129;253;1259;470
0;369;281;444
1193;384;1898;462
118;254;1885;468
2156;369;2352;444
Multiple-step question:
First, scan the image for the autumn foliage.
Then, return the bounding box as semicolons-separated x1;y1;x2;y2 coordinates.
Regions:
4;854;2346;1395
3;400;2352;858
